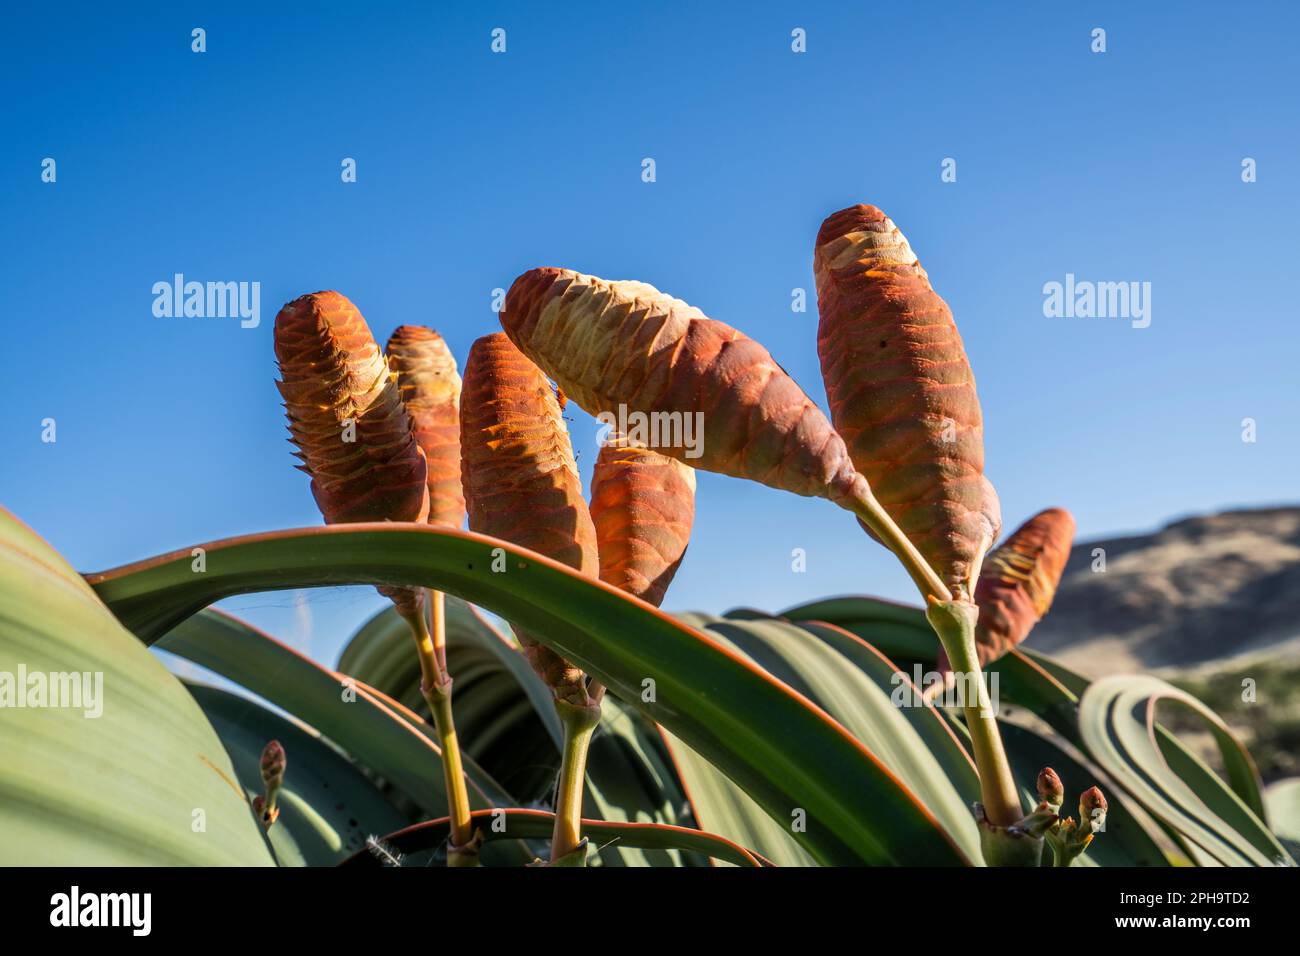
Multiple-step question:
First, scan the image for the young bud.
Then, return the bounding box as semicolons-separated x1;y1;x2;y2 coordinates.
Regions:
260;739;286;790
1080;786;1108;834
1037;767;1064;810
255;740;286;829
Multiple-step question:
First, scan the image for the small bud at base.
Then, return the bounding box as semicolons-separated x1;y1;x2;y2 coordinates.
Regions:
1080;785;1107;833
260;739;287;786
1037;767;1064;807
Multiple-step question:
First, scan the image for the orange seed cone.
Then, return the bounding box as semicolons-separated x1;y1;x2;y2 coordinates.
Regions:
590;442;696;608
503;269;865;505
274;291;429;613
814;205;1002;599
459;332;599;705
502;267;953;601
385;325;466;529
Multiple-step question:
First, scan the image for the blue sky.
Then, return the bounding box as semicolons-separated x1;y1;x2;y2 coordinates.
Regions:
3;1;1297;666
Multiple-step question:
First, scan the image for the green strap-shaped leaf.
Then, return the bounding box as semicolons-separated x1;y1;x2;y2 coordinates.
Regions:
86;523;972;865
1264;779;1300;860
157;610;517;820
185;682;410;866
165;609;535;866
991;649;1280;865
338;601;560;799
1078;674;1292;866
662;610;982;867
657;728;811;865
985;647;1279;867
984;651;1085;746
1011;649;1273;828
781;595;938;661
785;620;980;802
1015;648;1092;697
782;594;1273;867
0;507;272;865
344;600;560;747
675;612;981;861
338;603;706;866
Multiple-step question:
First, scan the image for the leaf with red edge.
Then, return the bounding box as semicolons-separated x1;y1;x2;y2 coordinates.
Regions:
85;522;973;866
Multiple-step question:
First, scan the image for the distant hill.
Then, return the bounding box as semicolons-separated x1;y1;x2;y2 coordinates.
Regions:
1024;506;1300;676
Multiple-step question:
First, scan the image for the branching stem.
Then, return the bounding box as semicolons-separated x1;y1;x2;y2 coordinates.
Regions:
847;479;1022;836
847;487;952;603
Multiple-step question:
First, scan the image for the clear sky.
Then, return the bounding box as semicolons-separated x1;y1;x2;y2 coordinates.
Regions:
3;1;1297;666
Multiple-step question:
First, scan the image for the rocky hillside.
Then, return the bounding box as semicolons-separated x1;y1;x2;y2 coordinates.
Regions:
1025;506;1300;675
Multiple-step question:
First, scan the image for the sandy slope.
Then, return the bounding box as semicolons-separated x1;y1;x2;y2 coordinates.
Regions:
1023;506;1300;678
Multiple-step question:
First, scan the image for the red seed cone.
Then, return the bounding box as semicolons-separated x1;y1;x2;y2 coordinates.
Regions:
275;291;429;613
590;442;696;608
814;205;1001;600
502;268;868;506
459;332;599;705
385;326;466;530
938;508;1076;673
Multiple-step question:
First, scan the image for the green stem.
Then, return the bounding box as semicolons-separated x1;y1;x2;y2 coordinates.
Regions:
426;684;478;865
263;783;281;823
926;600;1022;829
846;485;952;603
428;587;448;675
550;699;601;863
843;475;1021;841
399;597;476;862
